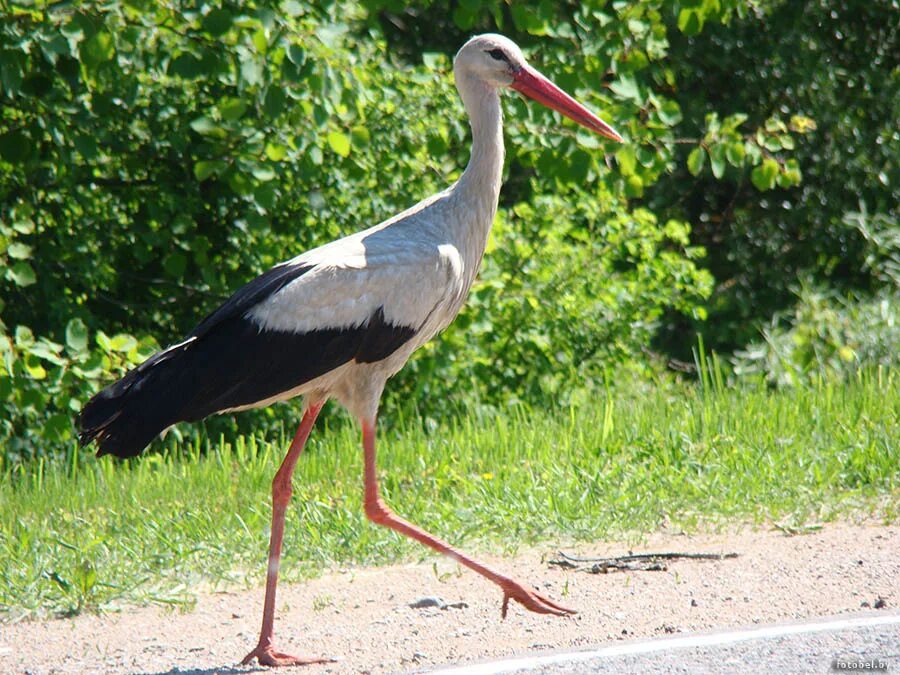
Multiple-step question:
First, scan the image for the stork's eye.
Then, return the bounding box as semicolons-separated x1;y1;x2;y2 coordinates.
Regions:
486;48;509;62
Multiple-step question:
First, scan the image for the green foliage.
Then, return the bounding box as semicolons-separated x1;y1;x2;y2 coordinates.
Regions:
0;319;158;461
1;0;895;460
0;0;454;343
0;0;461;451
364;0;898;358
654;0;899;355
389;195;712;414
733;285;900;386
1;0;717;457
685;112;808;189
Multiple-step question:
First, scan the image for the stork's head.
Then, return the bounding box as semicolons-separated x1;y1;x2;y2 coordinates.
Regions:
454;34;623;143
453;34;527;88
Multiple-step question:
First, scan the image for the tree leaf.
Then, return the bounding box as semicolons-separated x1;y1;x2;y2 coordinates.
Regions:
252;29;268;55
422;52;444;70
24;354;47;380
194;160;227;181
218;97;247;121
351;126;371;146
251;165;275;181
0;50;25;94
726;141;745;167
227;170;253;194
110;334;138;353
263;87;286;118
27;339;64;363
80;31;114;69
190;116;226;137
282;0;303;17
677;9;702;36
789;115;817;133
0;130;30;164
66;318;89;352
12;212;34;234
202;8;233;37
265;143;287;161
616;145;637;176
162;251;187;277
783;158;802;185
254;183;278;210
241;57;263;87
8;261;36;287
287;45;306;66
625;175;644;198
14;325;34;347
327;131;351;157
710;144;727;178
95;331;112;352
628;18;648;36
609;74;642;103
637;147;656;167
687;147;706;176
170;53;204;79
751;158;779;191
657;100;683;126
6;242;32;260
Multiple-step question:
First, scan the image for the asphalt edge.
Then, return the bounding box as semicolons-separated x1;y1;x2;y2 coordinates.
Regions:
434;610;900;675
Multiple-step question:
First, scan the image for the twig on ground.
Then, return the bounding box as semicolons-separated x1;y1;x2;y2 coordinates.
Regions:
773;522;824;536
550;550;739;574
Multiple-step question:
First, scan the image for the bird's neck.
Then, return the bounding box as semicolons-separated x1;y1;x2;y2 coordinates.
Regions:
455;73;505;210
450;72;504;270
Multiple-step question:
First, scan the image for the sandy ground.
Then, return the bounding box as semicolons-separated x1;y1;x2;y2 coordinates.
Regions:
2;522;897;674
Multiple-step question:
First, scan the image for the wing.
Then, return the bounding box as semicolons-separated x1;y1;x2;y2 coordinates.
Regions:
163;233;462;419
188;260;314;339
79;195;469;456
246;235;462;338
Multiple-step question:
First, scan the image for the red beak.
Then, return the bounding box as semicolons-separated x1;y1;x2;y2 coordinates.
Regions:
511;64;623;143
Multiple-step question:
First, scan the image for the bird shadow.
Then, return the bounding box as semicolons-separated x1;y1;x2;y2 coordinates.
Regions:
136;666;264;675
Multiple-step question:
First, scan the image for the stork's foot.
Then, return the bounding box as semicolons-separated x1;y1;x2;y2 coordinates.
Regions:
499;578;577;619
240;643;335;668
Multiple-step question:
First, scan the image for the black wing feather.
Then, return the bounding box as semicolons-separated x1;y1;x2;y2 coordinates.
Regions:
77;256;417;459
189;261;313;338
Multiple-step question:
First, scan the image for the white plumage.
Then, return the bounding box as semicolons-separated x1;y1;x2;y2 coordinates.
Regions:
242;36;515;422
78;33;622;667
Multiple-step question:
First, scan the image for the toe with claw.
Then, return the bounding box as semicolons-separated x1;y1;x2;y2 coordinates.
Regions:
240;643;335;668
499;578;577;619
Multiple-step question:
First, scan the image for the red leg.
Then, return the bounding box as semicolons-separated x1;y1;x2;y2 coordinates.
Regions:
241;402;334;667
361;418;575;618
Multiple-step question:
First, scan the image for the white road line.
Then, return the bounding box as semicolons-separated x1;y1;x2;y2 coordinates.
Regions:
0;647;11;656
437;612;900;675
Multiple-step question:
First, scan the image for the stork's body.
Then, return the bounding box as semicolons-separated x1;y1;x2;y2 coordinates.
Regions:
244;99;506;425
78;34;621;667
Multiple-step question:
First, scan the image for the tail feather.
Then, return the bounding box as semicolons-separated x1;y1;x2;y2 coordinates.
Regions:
77;340;196;458
76;315;342;458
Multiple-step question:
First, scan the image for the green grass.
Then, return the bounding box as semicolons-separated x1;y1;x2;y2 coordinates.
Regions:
1;370;897;619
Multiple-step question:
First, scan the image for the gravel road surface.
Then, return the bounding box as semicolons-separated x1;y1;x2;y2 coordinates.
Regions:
1;522;896;674
437;612;900;674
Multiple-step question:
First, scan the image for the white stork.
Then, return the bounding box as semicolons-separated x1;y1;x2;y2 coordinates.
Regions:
78;34;622;667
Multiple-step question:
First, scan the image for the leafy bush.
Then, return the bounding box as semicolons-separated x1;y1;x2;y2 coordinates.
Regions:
2;0;893;460
732;285;900;386
654;0;899;356
0;1;461;342
389;192;712;416
1;0;721;459
0;320;157;462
